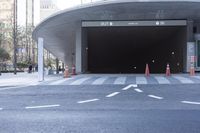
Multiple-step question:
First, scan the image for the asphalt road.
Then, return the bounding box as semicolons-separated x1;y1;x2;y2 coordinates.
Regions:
0;84;200;133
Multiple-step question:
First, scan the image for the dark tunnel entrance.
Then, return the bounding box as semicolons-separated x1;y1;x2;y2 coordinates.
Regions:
87;26;187;73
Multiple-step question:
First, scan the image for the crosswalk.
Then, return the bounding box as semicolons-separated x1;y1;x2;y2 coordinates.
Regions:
154;76;170;84
40;75;200;85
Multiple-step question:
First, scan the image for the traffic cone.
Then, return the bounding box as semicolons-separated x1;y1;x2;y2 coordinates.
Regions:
145;64;150;76
166;63;171;76
71;65;76;75
64;65;70;78
190;63;195;76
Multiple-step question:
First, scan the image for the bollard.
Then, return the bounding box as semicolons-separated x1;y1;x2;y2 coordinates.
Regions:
165;63;171;76
190;63;195;76
64;65;70;78
145;64;150;77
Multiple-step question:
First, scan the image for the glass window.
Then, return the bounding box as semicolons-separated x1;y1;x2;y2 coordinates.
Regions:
197;41;200;67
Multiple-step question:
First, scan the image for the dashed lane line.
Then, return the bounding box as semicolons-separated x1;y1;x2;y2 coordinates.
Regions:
122;84;137;91
77;99;99;104
181;101;200;105
148;95;163;100
25;104;60;109
0;108;3;111
106;92;120;98
134;88;143;93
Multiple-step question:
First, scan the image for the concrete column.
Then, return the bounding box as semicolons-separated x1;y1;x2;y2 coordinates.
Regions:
38;38;44;81
187;20;194;42
186;20;195;72
75;26;82;73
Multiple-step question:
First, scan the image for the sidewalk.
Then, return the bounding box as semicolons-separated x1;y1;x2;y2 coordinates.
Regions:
0;72;63;87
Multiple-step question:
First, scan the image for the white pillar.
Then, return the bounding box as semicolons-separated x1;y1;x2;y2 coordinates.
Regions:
38;37;44;81
76;26;82;73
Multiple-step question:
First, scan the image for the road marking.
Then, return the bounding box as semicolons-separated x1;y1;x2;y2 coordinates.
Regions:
122;84;137;91
114;77;126;85
193;76;200;80
70;77;91;85
106;92;120;98
49;78;70;85
173;76;194;84
25;104;60;109
181;101;200;105
0;108;3;110
136;77;147;84
148;95;163;100
92;77;108;85
0;85;31;91
77;99;99;104
154;76;170;84
134;88;143;93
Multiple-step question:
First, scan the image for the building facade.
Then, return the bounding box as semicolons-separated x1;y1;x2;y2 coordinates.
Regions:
32;0;200;73
0;0;14;60
40;0;59;21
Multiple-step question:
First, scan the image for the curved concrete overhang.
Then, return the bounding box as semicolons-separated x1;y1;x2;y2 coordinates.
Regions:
33;0;200;64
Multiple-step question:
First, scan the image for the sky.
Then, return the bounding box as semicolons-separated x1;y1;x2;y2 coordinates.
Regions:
57;0;101;9
17;0;102;25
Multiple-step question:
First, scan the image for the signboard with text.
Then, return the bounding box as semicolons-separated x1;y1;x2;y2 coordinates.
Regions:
82;20;187;27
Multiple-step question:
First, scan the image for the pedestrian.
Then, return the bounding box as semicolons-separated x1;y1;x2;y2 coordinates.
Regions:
28;64;32;73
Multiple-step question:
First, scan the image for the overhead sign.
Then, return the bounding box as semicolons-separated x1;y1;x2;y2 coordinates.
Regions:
82;20;187;27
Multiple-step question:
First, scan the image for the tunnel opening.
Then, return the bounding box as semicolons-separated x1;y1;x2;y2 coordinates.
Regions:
86;26;187;73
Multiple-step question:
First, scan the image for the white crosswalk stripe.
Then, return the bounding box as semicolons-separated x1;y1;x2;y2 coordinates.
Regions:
193;76;200;80
114;77;126;85
49;78;70;85
173;76;194;84
92;77;109;85
154;76;170;84
136;77;147;84
70;77;91;85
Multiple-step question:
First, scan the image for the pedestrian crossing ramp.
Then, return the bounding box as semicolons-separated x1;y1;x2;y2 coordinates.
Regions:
41;75;200;85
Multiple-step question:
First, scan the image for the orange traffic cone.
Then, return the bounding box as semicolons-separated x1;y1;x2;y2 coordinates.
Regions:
166;63;171;76
71;65;76;75
145;64;150;77
64;65;70;78
190;63;195;76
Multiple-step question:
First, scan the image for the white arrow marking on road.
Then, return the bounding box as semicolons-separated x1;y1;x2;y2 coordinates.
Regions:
106;92;120;98
148;95;163;100
122;84;138;91
25;104;60;109
77;99;99;104
134;88;143;93
181;101;200;105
